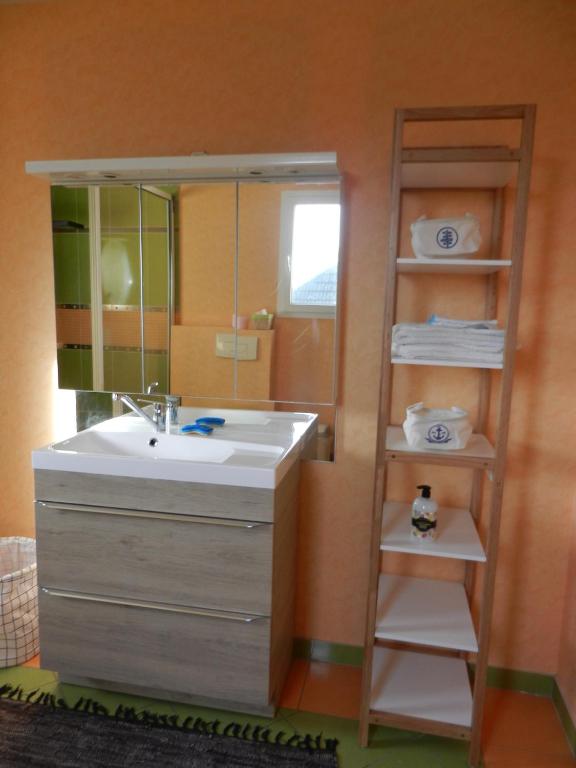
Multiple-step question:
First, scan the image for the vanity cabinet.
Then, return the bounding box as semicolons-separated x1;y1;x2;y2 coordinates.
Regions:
34;464;299;716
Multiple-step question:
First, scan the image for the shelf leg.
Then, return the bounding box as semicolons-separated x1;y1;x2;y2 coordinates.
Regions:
358;713;370;747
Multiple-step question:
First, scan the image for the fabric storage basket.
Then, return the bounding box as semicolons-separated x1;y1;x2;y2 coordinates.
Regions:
410;214;481;258
0;537;39;667
403;402;473;451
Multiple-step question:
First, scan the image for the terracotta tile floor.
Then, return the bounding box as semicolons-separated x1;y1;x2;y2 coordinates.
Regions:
7;656;575;767
279;659;574;767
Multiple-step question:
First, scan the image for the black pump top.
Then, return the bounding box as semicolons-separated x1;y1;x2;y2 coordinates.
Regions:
417;484;432;498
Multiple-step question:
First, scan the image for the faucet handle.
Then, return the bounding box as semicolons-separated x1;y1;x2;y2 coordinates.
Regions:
137;398;165;425
165;395;180;425
146;381;160;395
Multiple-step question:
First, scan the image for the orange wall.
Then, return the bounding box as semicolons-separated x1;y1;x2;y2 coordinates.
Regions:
1;0;576;681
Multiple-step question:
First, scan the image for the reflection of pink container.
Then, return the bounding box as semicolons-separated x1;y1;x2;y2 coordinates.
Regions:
232;315;249;330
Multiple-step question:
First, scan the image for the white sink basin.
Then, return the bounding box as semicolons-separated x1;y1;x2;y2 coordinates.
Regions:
52;431;238;463
32;408;317;489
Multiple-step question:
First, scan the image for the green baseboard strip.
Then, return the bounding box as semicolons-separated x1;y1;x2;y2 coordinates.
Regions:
483;665;554;696
295;639;553;694
552;680;576;757
293;638;363;667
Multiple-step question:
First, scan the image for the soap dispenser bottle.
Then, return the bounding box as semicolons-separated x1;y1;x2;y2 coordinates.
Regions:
411;484;437;540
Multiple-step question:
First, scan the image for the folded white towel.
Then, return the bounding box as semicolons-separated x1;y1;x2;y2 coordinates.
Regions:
392;317;505;364
393;326;504;347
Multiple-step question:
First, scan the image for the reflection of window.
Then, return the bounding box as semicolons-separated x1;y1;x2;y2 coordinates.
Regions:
278;190;340;317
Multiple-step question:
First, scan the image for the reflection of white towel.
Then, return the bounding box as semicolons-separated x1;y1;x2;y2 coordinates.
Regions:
392;317;505;364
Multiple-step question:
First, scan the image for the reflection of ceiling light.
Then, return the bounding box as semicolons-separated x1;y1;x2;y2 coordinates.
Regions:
101;239;133;304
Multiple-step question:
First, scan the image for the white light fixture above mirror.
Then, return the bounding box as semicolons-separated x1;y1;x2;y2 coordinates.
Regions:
26;153;340;184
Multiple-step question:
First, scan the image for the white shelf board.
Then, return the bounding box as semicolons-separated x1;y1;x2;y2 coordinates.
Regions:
392;356;503;370
401;161;515;189
381;501;486;562
375;574;478;652
370;646;473;728
386;426;495;465
397;258;512;275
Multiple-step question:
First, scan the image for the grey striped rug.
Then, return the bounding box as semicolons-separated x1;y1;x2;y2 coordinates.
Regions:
0;686;339;767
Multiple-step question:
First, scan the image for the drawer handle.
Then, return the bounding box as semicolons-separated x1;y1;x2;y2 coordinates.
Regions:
37;502;268;529
41;588;266;623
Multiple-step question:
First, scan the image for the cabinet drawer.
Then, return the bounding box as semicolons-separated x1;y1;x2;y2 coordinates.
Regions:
39;589;270;707
36;502;272;614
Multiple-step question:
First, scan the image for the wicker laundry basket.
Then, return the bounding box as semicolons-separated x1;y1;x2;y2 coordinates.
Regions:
0;537;39;667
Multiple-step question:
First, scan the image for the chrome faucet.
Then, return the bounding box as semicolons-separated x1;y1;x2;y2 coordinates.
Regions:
112;393;160;431
112;392;181;434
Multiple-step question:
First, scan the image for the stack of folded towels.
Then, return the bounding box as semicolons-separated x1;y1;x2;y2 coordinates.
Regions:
392;315;505;365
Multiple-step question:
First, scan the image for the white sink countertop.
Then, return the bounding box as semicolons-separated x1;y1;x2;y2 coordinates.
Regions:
32;408;318;489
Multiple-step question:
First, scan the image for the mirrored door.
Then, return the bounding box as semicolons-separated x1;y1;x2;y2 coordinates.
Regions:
52;185;173;394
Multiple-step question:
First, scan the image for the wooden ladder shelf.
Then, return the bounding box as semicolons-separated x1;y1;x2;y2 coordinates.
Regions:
358;104;536;767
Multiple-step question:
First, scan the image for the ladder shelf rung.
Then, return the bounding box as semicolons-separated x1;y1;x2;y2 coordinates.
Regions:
396;258;512;275
391;356;503;369
401;160;516;189
385;426;495;470
370;647;473;732
381;501;486;562
402;146;520;164
375;574;478;652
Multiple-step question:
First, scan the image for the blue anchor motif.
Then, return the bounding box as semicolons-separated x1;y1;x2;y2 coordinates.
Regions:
436;226;459;249
426;423;452;444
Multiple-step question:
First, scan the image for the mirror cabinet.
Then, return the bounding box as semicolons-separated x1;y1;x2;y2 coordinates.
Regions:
28;154;342;460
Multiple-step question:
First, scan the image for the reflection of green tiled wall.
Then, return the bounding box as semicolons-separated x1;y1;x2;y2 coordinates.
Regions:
144;352;168;393
100;187;139;229
52;185;172;395
104;350;168;393
142;189;170;308
52;187;91;306
100;187;170;309
57;348;93;390
51;187;89;229
53;233;91;305
142;189;169;228
142;231;169;307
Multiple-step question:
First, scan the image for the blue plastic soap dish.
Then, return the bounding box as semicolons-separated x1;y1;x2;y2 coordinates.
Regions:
195;417;226;427
180;424;214;435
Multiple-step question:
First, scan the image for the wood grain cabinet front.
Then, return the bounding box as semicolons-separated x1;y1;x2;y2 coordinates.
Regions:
39;590;271;708
36;502;273;614
34;464;299;715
